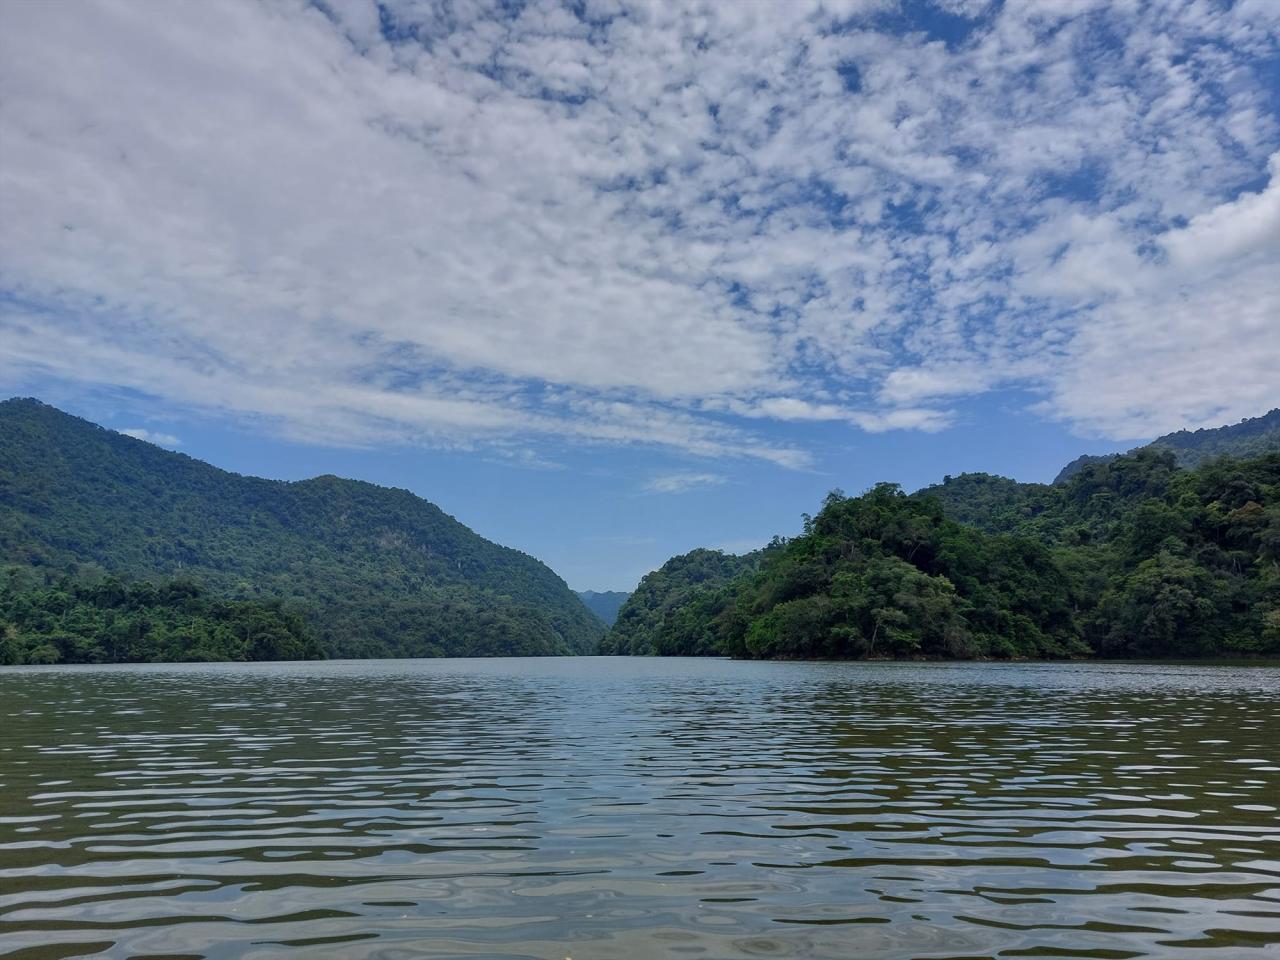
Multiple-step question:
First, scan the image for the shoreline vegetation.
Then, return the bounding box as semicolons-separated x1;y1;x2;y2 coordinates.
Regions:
1;574;321;665
603;450;1280;661
2;398;1278;665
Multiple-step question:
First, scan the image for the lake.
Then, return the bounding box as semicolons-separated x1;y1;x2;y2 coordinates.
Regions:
1;657;1278;959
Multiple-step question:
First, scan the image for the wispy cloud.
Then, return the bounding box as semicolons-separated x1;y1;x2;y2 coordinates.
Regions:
641;472;727;495
118;427;180;447
1;0;1276;457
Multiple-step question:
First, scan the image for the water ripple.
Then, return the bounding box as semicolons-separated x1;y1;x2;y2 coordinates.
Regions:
1;658;1278;958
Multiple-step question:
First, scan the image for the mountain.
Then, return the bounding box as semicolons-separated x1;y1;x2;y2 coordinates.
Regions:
576;589;629;626
0;398;604;661
914;472;1046;534
1054;409;1280;483
604;450;1280;660
925;408;1280;535
1054;452;1120;484
601;546;774;656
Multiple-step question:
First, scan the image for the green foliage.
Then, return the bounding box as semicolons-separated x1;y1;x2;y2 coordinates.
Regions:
1053;408;1280;483
720;485;1084;660
607;452;1280;661
601;547;772;655
917;472;1046;532
0;569;321;664
0;399;604;659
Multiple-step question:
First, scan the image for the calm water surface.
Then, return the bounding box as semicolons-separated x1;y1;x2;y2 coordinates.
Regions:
1;657;1278;959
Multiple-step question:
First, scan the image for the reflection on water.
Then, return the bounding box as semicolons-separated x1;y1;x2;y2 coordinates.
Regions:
1;657;1278;959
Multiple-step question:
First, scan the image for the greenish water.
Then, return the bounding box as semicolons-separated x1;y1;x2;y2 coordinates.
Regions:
1;657;1278;959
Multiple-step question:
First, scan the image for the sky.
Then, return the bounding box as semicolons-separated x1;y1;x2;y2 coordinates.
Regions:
1;0;1278;592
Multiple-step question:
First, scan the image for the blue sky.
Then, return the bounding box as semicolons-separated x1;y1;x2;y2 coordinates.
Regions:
1;0;1278;591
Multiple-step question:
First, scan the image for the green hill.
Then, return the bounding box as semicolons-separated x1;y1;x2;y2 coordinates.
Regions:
605;450;1280;660
913;472;1046;534
601;546;775;656
0;398;604;662
576;589;630;626
1054;408;1280;483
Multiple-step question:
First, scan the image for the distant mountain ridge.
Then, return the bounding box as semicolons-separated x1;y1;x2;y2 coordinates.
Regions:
576;589;629;626
923;408;1280;533
1054;408;1280;483
0;398;603;660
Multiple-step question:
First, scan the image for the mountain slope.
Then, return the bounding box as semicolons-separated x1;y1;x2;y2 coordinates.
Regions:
0;398;604;659
576;589;629;626
914;472;1047;534
601;546;775;656
605;450;1280;660
1054;409;1280;483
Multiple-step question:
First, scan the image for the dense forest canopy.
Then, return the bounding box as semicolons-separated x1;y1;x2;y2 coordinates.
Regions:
601;547;772;656
607;450;1280;660
0;399;603;663
1;568;321;664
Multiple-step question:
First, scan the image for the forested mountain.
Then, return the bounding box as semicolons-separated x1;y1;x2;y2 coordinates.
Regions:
601;546;775;655
0;398;603;663
605;450;1280;660
914;472;1045;533
1054;408;1280;482
576;589;629;626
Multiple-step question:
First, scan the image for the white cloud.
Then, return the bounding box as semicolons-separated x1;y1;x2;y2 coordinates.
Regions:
848;407;955;433
713;396;953;432
1162;153;1280;273
118;427;181;447
1026;151;1280;439
879;365;995;406
0;0;1277;459
641;472;727;495
1044;253;1280;439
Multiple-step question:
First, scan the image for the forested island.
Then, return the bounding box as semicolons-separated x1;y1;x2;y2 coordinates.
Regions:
2;398;1278;664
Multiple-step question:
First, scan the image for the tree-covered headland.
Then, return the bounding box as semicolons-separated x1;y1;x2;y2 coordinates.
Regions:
607;449;1280;660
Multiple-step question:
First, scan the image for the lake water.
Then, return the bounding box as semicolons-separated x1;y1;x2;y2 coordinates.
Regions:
1;657;1278;959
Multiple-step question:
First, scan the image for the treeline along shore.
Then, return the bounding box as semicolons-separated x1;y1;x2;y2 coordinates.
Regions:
3;399;1279;663
602;450;1279;660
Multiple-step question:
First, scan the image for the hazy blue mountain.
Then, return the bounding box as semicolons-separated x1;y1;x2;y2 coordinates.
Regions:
576;589;630;626
0;398;604;660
